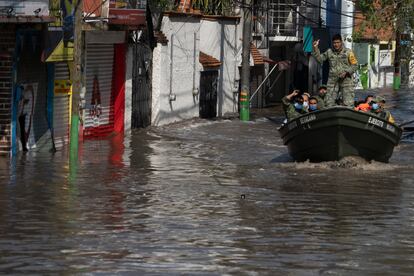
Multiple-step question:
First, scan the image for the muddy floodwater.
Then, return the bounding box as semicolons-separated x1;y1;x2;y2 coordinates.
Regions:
0;88;414;275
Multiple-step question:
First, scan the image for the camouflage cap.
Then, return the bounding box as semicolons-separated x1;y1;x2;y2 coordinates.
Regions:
374;96;386;103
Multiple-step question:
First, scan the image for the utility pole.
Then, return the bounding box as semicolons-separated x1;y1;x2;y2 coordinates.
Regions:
240;0;252;121
70;0;83;162
393;1;402;90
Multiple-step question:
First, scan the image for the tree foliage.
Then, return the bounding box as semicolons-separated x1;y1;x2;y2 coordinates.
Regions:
356;0;414;33
148;0;233;15
356;0;414;86
192;0;233;15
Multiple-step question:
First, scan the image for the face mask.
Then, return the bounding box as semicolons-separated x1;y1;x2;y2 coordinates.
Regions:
294;102;303;110
371;103;379;110
303;101;309;108
309;104;318;111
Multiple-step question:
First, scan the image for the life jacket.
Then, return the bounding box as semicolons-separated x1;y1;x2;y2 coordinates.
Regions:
355;102;371;112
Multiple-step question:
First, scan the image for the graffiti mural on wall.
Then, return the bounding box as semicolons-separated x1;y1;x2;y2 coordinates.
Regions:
18;83;37;151
12;30;50;155
45;1;75;62
90;75;102;124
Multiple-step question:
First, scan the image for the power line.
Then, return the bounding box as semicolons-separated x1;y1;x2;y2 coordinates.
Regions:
302;0;362;20
241;0;361;30
83;0;109;21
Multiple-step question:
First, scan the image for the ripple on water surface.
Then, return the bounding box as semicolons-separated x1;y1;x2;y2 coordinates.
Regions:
1;89;414;274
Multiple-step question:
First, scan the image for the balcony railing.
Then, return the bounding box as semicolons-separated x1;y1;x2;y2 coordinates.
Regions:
253;0;319;41
269;2;299;37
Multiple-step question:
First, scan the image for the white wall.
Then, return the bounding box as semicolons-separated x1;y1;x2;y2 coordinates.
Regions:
152;16;201;126
151;42;164;125
152;15;240;126
124;46;133;133
341;0;354;49
200;19;240;116
369;44;380;88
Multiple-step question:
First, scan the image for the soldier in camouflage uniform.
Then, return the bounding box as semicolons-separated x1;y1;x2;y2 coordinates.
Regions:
312;34;358;107
370;96;395;124
282;90;308;121
314;85;327;109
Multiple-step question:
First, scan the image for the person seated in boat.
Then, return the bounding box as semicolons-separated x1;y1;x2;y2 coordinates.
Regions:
302;92;311;111
315;85;327;109
369;96;395;123
308;97;319;112
354;96;360;108
355;95;374;112
282;90;308;120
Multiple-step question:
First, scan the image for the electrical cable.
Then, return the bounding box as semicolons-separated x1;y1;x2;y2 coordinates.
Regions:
234;0;358;29
302;0;363;19
83;0;109;21
288;4;358;29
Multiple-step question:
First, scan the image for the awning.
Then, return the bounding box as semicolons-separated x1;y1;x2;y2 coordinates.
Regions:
250;44;264;65
154;31;168;45
43;31;73;62
199;51;221;68
236;43;265;66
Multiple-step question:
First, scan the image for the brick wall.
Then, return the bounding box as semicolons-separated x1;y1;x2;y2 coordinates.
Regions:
0;25;15;155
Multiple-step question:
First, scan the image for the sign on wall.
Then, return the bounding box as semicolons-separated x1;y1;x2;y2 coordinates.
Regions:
54;80;72;94
84;0;109;18
108;0;146;26
379;50;392;67
0;0;49;16
46;40;74;62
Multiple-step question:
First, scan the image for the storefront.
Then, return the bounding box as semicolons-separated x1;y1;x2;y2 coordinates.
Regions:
11;28;54;154
83;31;126;138
52;62;71;149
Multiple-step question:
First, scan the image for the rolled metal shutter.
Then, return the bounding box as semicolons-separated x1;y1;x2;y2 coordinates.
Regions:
84;44;114;137
53;62;70;149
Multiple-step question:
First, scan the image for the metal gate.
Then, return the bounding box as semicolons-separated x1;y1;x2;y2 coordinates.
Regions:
250;66;265;108
132;42;152;128
84;43;114;137
53;62;70;149
199;70;218;119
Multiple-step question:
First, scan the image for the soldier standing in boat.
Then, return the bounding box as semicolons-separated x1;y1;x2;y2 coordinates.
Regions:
312;34;358;107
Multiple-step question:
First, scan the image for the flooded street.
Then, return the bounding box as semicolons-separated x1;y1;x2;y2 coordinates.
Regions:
1;88;414;275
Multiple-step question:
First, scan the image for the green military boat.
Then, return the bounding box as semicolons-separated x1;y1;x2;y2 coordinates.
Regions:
278;107;402;162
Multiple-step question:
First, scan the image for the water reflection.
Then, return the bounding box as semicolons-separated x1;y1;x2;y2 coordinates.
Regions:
0;88;414;274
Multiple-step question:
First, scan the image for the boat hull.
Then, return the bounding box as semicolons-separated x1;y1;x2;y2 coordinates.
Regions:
278;107;402;162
